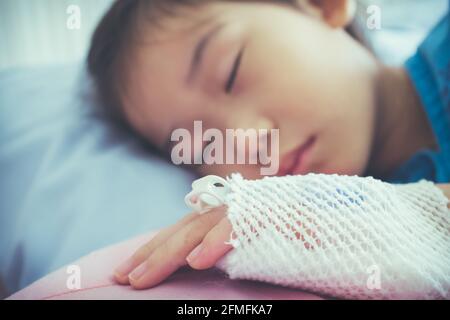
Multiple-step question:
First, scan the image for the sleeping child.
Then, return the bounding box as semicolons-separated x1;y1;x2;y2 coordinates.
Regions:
87;0;450;299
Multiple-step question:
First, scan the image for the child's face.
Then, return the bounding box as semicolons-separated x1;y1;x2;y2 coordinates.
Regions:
121;1;379;179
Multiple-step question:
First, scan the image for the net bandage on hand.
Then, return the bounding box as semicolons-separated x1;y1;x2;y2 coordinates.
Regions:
186;173;450;299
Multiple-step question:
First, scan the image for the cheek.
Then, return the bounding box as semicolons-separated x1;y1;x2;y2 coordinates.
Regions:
317;115;373;176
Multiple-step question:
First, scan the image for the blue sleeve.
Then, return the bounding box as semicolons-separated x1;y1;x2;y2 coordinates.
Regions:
387;10;450;183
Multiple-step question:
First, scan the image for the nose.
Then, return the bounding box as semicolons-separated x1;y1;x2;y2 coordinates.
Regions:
227;111;276;132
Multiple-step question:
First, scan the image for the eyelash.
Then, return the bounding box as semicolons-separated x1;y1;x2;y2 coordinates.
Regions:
225;49;243;94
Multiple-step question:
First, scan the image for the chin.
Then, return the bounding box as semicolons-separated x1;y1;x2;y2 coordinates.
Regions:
319;162;367;176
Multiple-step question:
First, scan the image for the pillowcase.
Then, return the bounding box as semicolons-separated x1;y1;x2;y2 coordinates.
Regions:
352;0;448;65
0;63;196;296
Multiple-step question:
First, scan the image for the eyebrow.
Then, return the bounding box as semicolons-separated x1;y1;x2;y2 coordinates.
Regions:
186;23;225;83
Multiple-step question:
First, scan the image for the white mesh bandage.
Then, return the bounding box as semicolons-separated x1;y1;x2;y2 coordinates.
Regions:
195;173;450;299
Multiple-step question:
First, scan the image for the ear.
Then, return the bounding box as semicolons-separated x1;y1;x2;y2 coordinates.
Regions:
295;0;356;28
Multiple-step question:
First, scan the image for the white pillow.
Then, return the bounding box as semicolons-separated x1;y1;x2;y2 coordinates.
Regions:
0;63;196;295
352;0;448;65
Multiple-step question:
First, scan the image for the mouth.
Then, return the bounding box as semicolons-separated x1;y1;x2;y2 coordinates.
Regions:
279;136;316;176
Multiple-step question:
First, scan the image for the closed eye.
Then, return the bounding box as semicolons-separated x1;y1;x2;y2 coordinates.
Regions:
225;48;243;93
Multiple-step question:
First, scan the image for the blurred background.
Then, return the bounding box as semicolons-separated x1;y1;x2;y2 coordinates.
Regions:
0;0;447;70
0;0;113;70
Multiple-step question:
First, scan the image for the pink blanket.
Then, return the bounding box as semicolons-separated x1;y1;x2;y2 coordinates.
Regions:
7;231;324;300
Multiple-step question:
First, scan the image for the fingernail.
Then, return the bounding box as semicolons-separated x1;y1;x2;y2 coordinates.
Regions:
129;262;148;282
186;244;203;264
115;258;135;277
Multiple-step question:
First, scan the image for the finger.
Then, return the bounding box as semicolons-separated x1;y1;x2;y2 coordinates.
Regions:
129;206;227;289
114;211;201;284
186;216;234;270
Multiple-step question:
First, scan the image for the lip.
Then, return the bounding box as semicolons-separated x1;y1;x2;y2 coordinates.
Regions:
279;136;316;176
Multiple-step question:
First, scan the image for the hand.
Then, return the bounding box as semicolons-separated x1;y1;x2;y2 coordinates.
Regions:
114;206;233;289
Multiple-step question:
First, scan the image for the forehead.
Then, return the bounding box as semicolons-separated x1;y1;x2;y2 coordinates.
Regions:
121;2;224;145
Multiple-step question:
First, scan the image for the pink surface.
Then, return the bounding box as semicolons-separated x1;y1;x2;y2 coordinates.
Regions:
7;231;324;300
